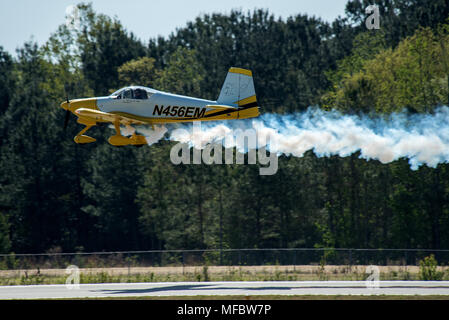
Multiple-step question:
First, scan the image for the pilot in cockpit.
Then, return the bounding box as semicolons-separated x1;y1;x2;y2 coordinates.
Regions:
133;88;147;99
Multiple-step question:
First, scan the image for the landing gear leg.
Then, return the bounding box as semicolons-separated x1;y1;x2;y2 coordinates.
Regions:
74;125;96;144
108;119;128;146
114;119;122;137
108;119;147;146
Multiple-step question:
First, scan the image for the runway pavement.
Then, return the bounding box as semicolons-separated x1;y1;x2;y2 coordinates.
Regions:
1;281;449;299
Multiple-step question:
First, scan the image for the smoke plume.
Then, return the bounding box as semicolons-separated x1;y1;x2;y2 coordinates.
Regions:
136;106;449;170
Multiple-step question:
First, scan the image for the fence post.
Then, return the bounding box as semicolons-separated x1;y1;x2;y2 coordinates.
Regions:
182;251;185;275
293;250;296;272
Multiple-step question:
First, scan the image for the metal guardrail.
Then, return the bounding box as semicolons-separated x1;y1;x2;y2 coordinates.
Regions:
1;248;449;270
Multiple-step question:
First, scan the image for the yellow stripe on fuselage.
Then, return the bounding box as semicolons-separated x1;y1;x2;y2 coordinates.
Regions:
235;95;257;106
108;110;242;123
237;106;260;119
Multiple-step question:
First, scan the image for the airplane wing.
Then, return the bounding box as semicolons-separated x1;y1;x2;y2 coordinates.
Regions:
75;108;147;125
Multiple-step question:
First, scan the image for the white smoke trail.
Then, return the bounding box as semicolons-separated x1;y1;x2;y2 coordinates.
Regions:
135;125;168;146
136;106;449;170
110;124;168;146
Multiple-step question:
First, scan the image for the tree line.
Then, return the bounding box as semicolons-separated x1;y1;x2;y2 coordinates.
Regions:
0;1;449;254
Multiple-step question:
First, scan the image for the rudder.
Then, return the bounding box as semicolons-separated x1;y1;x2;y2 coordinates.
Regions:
217;67;257;108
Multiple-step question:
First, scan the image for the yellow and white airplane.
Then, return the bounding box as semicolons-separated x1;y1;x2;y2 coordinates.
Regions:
61;67;259;146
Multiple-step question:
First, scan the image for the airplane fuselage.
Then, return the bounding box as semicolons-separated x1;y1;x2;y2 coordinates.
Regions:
60;67;260;146
96;88;225;122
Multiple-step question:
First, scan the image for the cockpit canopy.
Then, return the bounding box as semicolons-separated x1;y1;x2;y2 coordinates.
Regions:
110;87;154;100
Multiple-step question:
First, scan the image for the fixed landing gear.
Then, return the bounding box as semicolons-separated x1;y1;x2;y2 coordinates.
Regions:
73;119;147;147
74;124;96;144
107;120;147;147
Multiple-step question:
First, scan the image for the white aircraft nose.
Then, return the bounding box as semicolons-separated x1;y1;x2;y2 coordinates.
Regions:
96;97;113;109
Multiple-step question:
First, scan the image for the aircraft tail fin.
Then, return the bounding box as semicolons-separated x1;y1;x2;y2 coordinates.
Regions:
217;67;258;111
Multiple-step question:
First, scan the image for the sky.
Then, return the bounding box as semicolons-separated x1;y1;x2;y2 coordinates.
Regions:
0;0;349;55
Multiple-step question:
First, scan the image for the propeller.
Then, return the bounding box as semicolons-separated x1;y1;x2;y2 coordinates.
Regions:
63;84;72;132
63;96;71;131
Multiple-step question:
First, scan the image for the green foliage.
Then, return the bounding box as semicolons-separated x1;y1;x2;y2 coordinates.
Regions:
82;144;145;250
153;47;205;97
322;26;449;113
74;3;147;95
20;271;43;285
118;57;157;88
345;0;449;47
321;31;387;112
0;47;16;116
419;255;444;280
0;213;11;254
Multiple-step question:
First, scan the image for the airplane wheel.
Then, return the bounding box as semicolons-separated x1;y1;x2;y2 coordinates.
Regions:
134;144;144;148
